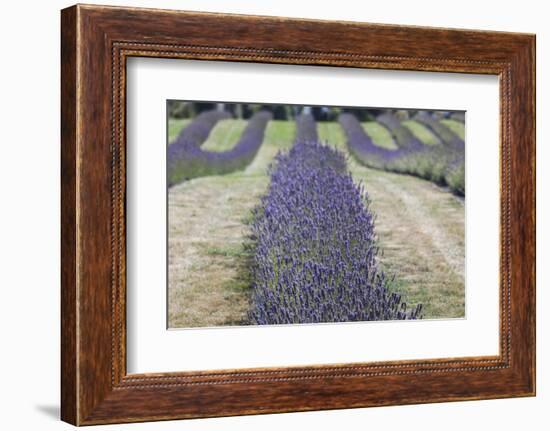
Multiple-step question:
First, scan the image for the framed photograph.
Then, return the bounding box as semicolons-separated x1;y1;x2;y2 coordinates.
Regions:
61;4;536;425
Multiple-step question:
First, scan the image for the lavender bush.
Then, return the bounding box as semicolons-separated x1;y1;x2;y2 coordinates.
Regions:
168;111;272;185
339;113;465;195
248;141;422;324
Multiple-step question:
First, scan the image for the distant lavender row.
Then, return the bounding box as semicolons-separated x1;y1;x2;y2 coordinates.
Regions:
450;112;466;123
294;113;318;142
339;113;465;195
168;111;272;185
171;110;231;149
249;140;422;324
414;112;465;151
377;112;424;150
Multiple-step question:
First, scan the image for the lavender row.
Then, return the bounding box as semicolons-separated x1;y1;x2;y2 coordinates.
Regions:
294;112;319;142
376;112;424;151
450;112;466;123
168;111;272;185
413;113;465;195
414;112;465;151
171;110;231;150
249;140;422;325
339;113;465;195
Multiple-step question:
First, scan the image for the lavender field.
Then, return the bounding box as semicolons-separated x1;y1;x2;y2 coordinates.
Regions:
167;102;465;328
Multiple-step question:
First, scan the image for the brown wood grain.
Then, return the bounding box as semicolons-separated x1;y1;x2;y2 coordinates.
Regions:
60;4;536;425
60;5;78;425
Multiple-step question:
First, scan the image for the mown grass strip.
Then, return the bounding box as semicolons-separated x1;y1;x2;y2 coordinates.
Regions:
168;118;191;144
440;119;465;140
245;120;296;175
402;120;440;146
201;119;248;152
362;121;398;150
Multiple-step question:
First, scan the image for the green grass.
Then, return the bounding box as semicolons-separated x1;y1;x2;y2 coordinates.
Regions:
362;122;399;150
440;119;465;140
318;122;344;149
201;119;248;152
402;120;440;145
168;118;190;144
243;120;296;176
265;120;296;148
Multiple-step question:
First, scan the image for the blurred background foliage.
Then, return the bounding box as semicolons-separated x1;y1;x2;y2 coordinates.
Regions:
168;100;461;122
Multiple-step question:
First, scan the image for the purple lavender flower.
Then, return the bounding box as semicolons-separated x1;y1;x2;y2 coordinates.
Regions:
171;109;231;150
168;111;272;185
295;112;319;142
377;112;424;151
339;113;465;195
414;111;465;151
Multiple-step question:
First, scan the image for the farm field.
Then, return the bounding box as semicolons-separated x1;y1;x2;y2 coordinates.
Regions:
168;115;464;328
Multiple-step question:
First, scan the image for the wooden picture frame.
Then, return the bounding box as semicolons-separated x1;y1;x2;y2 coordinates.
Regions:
61;4;536;425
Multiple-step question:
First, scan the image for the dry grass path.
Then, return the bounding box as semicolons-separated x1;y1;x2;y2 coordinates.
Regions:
318;122;465;318
168;121;295;327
